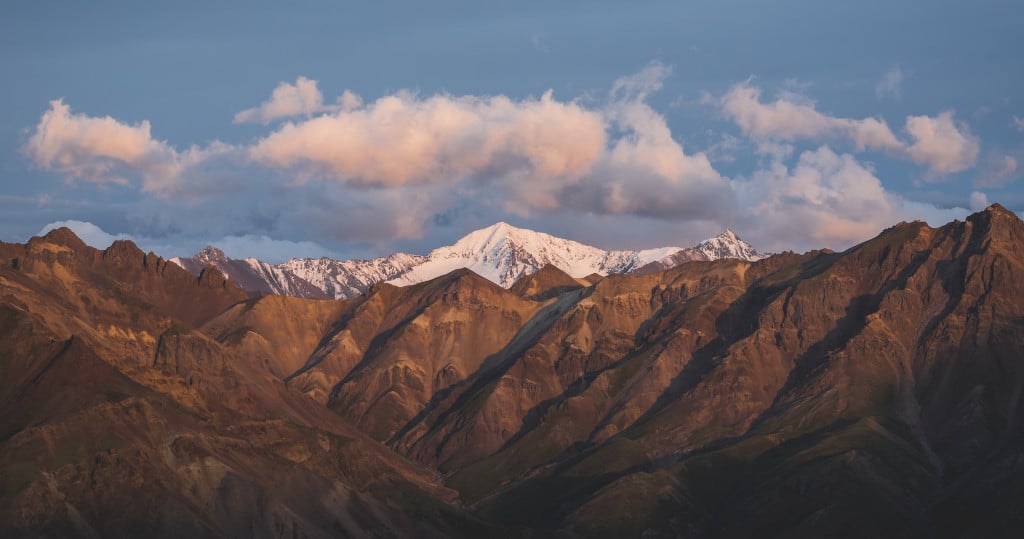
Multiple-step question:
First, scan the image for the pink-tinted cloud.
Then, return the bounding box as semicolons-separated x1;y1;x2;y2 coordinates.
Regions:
22;67;980;258
904;111;980;174
23;100;234;196
25;99;172;185
567;64;733;220
717;82;980;174
249;64;734;223
719;82;903;151
234;76;335;124
249;89;607;187
734;146;968;251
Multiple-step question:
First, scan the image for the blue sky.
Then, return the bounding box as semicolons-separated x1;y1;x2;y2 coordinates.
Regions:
2;0;1022;261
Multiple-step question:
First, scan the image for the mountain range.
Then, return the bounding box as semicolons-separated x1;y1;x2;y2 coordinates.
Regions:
169;222;764;299
3;205;1024;537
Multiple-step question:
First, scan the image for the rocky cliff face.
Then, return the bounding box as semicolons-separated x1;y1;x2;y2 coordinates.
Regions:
4;206;1024;538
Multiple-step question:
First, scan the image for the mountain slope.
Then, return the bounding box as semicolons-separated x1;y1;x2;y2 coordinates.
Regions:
8;206;1024;537
171;222;764;299
258;204;1023;537
0;229;511;539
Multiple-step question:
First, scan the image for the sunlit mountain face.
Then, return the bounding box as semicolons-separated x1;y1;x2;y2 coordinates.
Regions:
4;206;1024;537
3;2;1023;537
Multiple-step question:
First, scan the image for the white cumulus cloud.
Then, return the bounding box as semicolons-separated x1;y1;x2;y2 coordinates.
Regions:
734;146;970;252
23;100;235;196
969;191;990;211
249;62;734;223
23;66;986;257
904;111;980;174
716;82;980;175
249;89;607;187
234;76;339;124
719;82;903;151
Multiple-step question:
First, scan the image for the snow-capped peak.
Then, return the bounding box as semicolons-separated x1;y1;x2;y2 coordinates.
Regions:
170;223;767;299
388;222;673;288
194;245;229;265
440;222;593;260
693;229;764;261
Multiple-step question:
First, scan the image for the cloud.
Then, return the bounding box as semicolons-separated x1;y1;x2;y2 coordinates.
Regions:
23;67;982;259
210;234;338;262
609;60;671;101
875;66;904;100
38;219;189;257
716;82;980;174
566;64;734;220
718;82;903;151
25;100;174;186
249;62;734;224
973;153;1018;188
1014;116;1024;132
234;76;342;124
969;191;990;212
249;89;607;188
38;220;132;249
23;100;235;196
38;219;337;263
734;147;897;250
904;111;980;174
733;146;969;252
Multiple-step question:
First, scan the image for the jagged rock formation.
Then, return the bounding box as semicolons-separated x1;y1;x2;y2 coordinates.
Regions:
0;229;506;538
5;205;1024;538
171;222;764;299
253;205;1024;537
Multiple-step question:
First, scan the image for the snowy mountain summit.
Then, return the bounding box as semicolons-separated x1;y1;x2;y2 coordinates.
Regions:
693;229;763;261
171;223;765;299
387;222;686;288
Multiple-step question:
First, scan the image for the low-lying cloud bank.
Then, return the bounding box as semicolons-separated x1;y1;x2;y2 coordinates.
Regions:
23;64;985;256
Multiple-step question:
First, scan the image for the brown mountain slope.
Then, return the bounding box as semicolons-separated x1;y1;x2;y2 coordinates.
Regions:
629;246;711;275
509;263;588;300
7;206;1024;537
462;205;1024;537
303;269;548;440
0;231;513;538
201;294;348;378
261;204;1024;537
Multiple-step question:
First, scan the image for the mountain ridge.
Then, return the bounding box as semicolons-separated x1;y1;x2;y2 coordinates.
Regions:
171;222;765;299
6;206;1023;537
